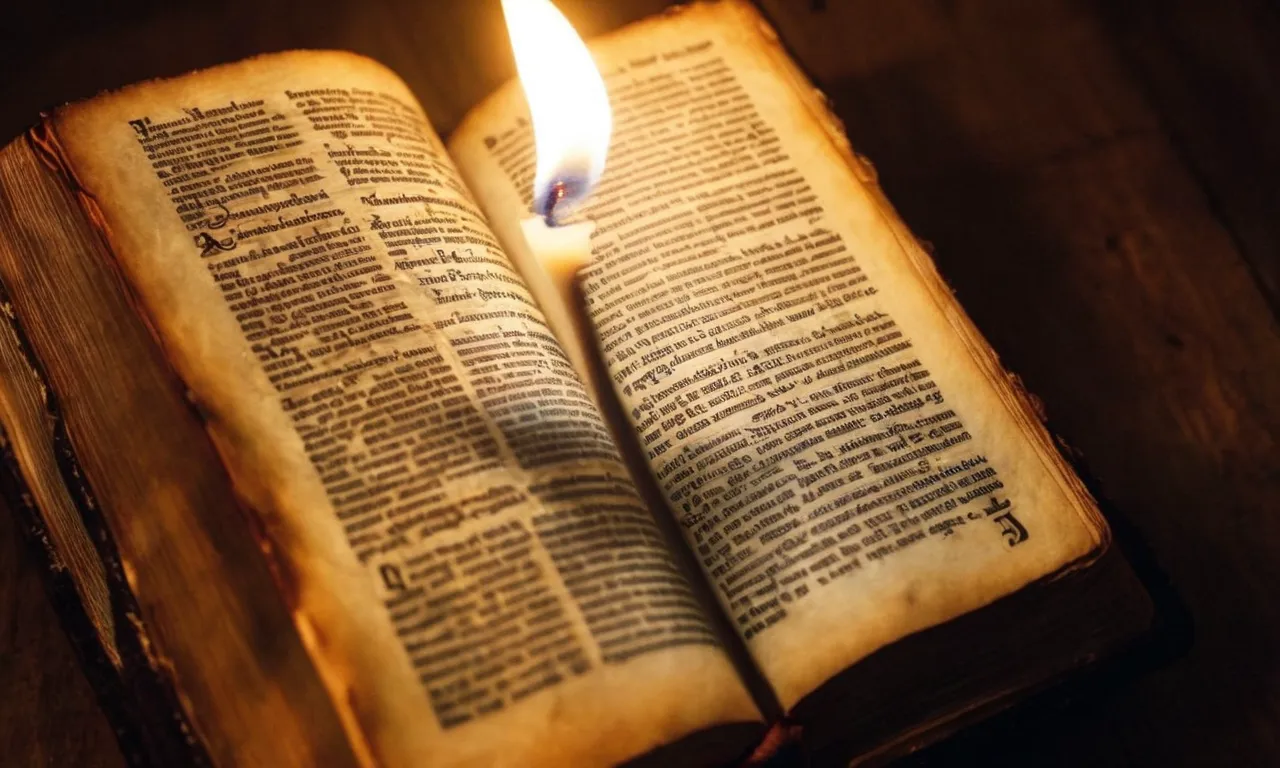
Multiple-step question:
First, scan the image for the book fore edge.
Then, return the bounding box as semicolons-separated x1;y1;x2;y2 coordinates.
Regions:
0;240;214;768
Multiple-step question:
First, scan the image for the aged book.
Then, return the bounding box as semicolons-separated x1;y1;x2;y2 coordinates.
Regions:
0;2;1152;766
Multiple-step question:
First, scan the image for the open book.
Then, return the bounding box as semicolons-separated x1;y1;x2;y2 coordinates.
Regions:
0;2;1153;766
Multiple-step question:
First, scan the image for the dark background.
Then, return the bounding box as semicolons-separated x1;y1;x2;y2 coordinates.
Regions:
2;0;1279;765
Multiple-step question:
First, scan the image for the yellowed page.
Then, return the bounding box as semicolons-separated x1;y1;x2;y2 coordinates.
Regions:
52;51;758;767
451;0;1107;710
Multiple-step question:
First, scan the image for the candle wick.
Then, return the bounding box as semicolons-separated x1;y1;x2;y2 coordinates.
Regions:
540;180;569;227
537;175;589;227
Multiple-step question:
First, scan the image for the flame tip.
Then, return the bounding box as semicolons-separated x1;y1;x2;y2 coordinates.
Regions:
504;0;612;211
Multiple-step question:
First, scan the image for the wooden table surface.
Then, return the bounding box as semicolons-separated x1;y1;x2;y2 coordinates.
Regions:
2;0;1278;765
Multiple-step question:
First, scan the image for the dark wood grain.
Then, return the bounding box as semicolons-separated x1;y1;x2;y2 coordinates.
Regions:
0;503;125;767
1096;0;1280;319
2;1;1278;766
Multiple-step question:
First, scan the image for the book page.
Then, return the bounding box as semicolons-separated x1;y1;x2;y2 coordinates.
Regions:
51;52;758;767
451;0;1107;710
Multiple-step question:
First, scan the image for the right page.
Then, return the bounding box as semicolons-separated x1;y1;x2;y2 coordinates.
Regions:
451;0;1106;710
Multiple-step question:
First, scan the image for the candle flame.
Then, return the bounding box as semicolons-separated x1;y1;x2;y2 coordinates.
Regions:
502;0;612;223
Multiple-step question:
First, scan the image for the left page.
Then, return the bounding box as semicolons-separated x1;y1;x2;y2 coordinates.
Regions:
51;51;759;768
